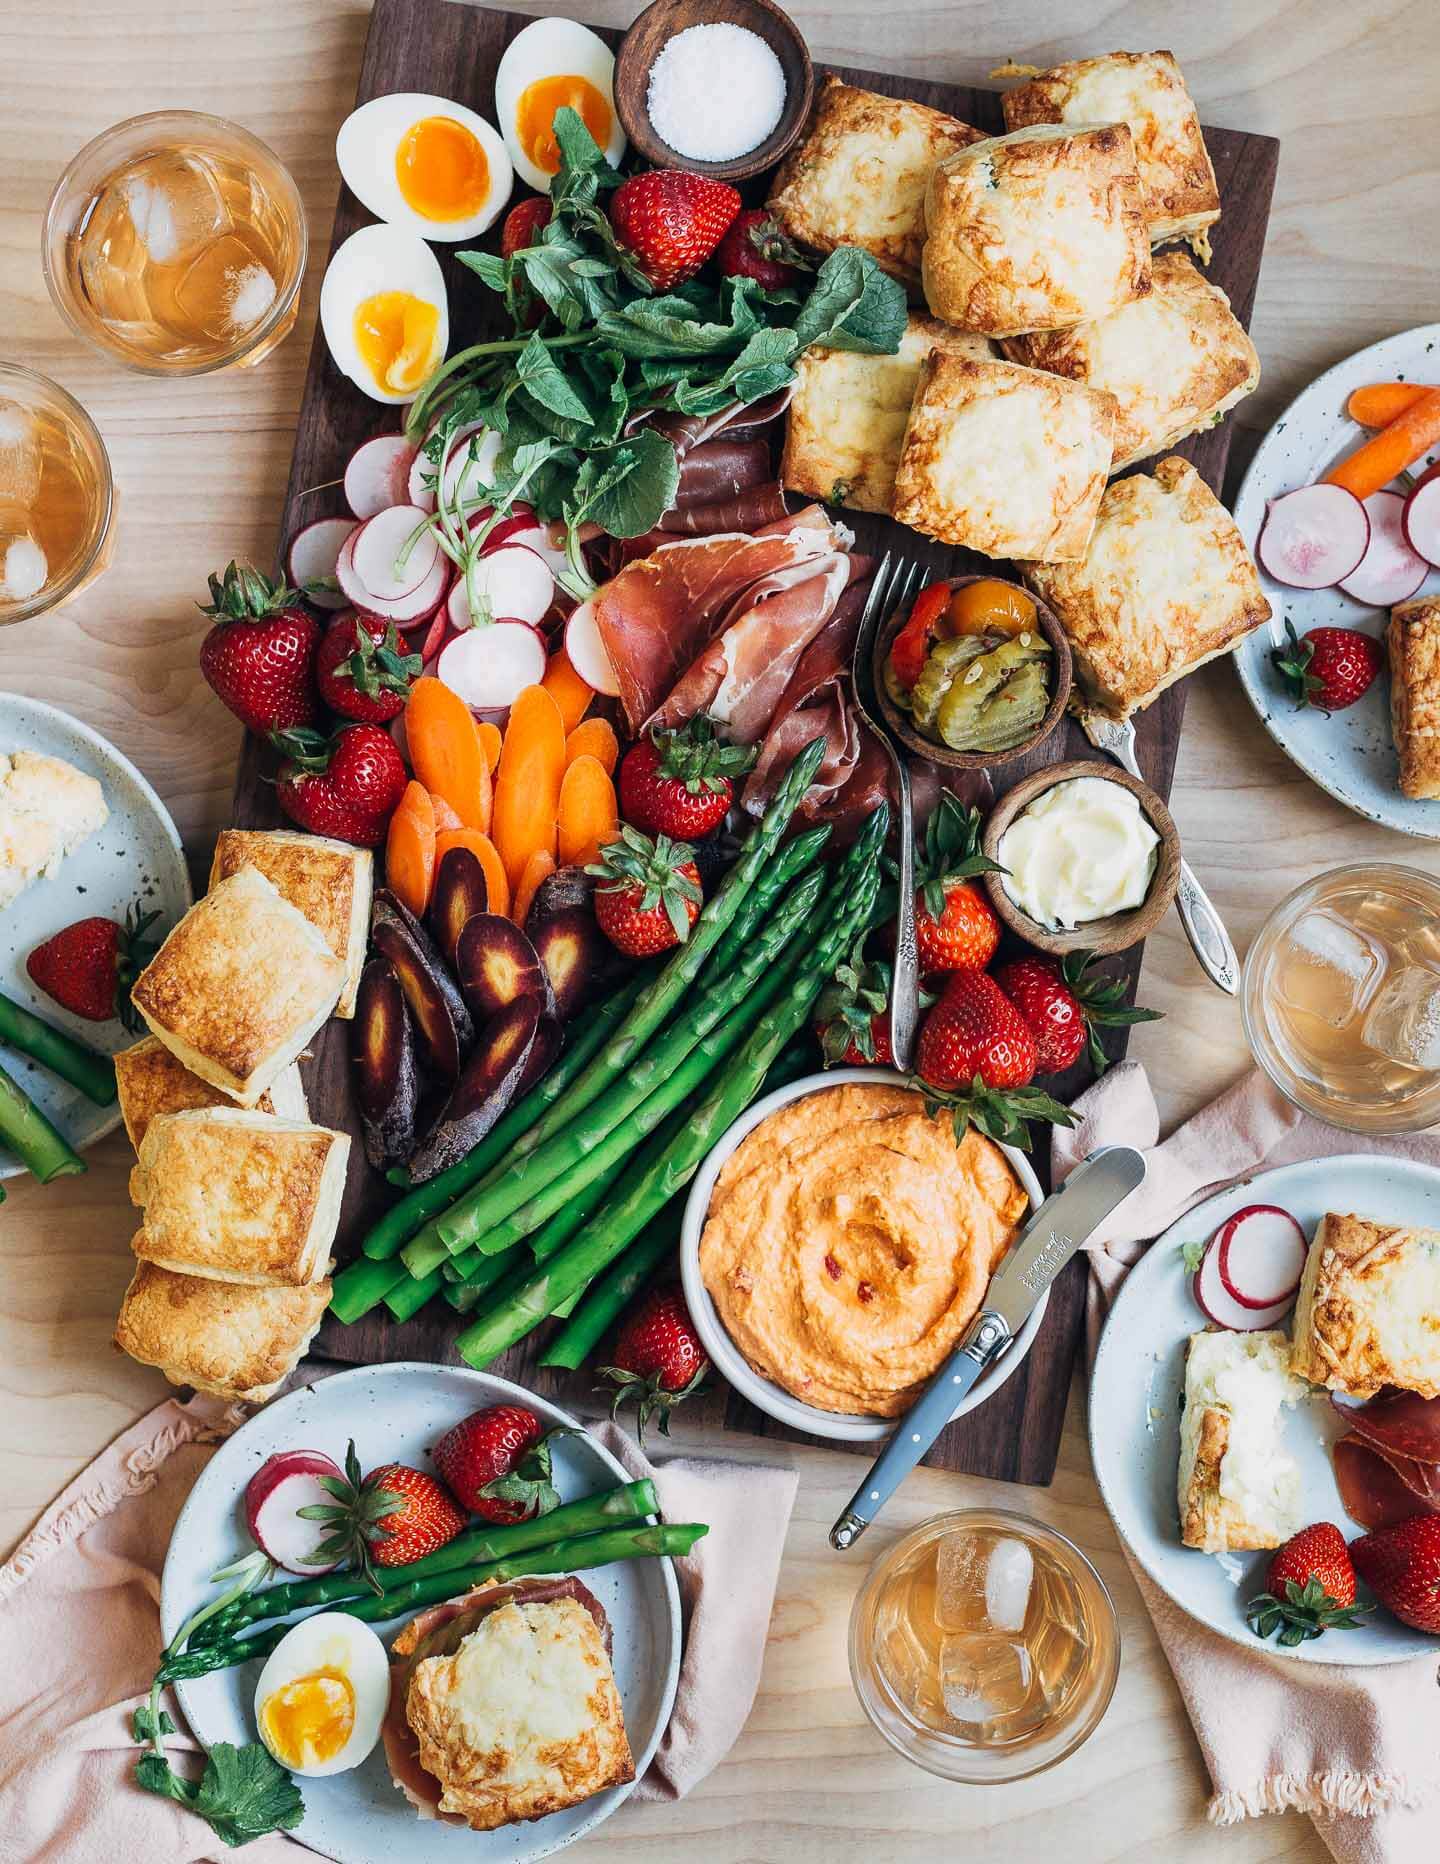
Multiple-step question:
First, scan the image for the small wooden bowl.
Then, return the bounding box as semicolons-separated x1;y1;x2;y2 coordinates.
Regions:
872;575;1073;773
614;0;814;182
980;760;1182;958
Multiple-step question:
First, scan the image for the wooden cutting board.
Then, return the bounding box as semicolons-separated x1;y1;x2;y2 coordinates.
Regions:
232;0;1279;1484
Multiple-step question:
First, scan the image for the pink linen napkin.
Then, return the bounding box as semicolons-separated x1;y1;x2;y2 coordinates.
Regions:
1055;1061;1440;1864
0;1385;797;1859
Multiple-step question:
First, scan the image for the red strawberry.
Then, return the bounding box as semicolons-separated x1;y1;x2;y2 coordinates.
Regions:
917;969;1037;1092
912;794;1004;972
315;612;422;724
617;718;754;841
713;208;810;291
609;171;741;290
993;951;1162;1078
431;1403;562;1524
1271;621;1382;713
1246;1522;1370;1645
298;1441;465;1587
600;1283;708;1440
813;939;894;1066
198;560;320;734
1351;1513;1440;1634
501;196;552;257
272;722;408;846
588;826;703;958
26;903;162;1029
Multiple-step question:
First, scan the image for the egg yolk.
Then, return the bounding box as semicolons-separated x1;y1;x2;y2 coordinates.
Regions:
352;290;441;394
514;74;611;175
259;1668;355;1769
395;115;491;223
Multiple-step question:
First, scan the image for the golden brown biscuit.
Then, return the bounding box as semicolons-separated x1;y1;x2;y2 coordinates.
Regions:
113;1259;329;1403
1290;1212;1440;1399
131;866;346;1104
1003;251;1258;471
129;1107;348;1287
891;354;1115;561
1387;597;1440;800
209;828;372;1018
781;314;993;515
921;123;1151;337
767;76;984;289
114;1034;307;1152
1002;50;1220;247
1020;456;1271;716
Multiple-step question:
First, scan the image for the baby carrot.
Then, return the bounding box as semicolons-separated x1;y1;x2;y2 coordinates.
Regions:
1346;383;1434;428
1326;388;1440;501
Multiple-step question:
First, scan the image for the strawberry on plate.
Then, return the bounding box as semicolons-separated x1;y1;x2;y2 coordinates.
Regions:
993;951;1162;1077
617;717;754;841
299;1440;465;1588
1350;1513;1440;1634
912;793;1004;973
609;170;740;290
26;903;162;1030
600;1282;708;1441
914;969;1075;1148
1271;620;1383;713
1245;1522;1370;1646
431;1403;564;1524
272;722;408;846
714;208;810;291
588;826;703;958
315;612;422;724
198;560;320;734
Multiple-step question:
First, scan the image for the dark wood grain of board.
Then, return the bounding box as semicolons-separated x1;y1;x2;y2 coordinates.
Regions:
233;0;1279;1484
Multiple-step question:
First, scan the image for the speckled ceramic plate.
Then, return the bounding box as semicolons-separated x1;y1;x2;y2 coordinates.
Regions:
161;1363;682;1864
1233;325;1440;837
1090;1155;1440;1665
0;693;192;1177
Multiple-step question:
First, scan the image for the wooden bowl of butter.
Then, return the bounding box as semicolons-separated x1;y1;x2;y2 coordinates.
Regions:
981;760;1181;958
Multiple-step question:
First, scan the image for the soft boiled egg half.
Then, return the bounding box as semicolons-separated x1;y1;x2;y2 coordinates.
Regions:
494;17;626;194
320;224;449;404
337;93;513;241
253;1612;390;1778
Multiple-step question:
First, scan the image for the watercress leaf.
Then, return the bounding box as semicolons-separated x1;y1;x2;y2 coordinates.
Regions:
135;1752;193;1806
192;1742;305;1848
515;333;595;424
583;429;679;538
132;1705;176;1742
457;249;509;294
516;387;595;447
790;245;907;355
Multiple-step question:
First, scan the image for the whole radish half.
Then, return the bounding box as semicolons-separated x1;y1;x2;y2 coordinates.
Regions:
1257;485;1370;589
337;528;450;624
1192;1233;1297;1331
351;505;440;601
1339;489;1429;605
287;517;355;609
344;434;417;520
437;620;547;710
564;598;619;696
245;1449;347;1574
1216;1204;1307;1310
448;545;554;630
1401;476;1440;568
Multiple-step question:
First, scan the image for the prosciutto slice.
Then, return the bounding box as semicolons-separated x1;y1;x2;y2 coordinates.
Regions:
633;387;794;461
1332;1387;1440;1462
671;438;772;508
657;482;790;537
1333;1434;1440;1532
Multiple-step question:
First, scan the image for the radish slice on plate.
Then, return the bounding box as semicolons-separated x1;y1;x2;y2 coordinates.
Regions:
351;505;439;601
1257;485;1370;589
337;529;450;623
287;517;355;609
476;503;537;551
448;545;554;630
498;520;573;583
1339;490;1429;604
441;424;502;514
564;599;619;696
437;620;547;710
1401;476;1440;568
1193;1235;1297;1331
245;1449;347;1574
1216;1204;1307;1310
345;434;417;520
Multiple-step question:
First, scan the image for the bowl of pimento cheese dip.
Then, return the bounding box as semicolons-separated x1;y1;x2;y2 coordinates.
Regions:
679;1071;1045;1442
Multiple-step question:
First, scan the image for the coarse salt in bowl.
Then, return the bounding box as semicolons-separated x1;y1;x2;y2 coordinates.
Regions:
646;22;787;164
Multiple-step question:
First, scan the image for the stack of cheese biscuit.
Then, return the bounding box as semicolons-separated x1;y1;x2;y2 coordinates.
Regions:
769;50;1272;720
111;829;372;1403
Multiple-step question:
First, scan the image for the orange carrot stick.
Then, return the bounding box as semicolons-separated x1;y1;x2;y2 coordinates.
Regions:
429;793;463;833
513;849;556;928
491;684;565;890
1326;389;1440;501
557;755;618;868
405;677;491;832
563;716;620;775
541;648;595;732
385;782;437;917
1347;383;1434;428
476;719;503;773
434;827;510;919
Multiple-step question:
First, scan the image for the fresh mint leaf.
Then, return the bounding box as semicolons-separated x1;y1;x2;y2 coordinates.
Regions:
457;248;508;292
550;105;621;198
791;246;907;355
516;333;595;425
193;1742;305;1848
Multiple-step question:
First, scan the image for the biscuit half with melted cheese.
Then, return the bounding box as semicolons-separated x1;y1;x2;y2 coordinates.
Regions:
1002;50;1221;249
114;1033;307;1152
1290;1212;1440;1399
892;353;1115;561
1020;456;1271;717
1178;1330;1305;1554
209;828;372;1018
1386;597;1440;800
1003;251;1259;471
781;314;993;516
113;1259;330;1402
767;76;984;290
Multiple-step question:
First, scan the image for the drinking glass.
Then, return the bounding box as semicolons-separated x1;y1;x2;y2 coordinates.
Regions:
0;363;114;627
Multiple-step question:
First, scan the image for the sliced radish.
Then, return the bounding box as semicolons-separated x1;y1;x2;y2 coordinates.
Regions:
564;599;618;696
1193;1236;1297;1331
412;609;451;664
338;528;450;624
344;434;417;520
1216;1204;1307;1310
476;503;537;551
245;1449;346;1574
500;519;573;584
407;438;442;512
437;620;547;710
448;545;554;630
1338;490;1429;605
1401;476;1440;568
441;423;502;514
1257;485;1370;589
287;517;355;609
351;505;439;601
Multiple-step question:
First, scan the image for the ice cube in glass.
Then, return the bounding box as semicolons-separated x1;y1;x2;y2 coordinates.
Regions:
939;1632;1036;1730
0;508;48;602
1276;909;1386;1027
122;152;231;264
933;1530;990;1632
1360;963;1440;1072
0;404;42;506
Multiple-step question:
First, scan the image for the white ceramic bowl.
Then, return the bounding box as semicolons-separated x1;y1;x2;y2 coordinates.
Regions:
679;1068;1047;1443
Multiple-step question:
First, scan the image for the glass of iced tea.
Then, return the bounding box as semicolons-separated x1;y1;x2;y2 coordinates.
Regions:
43;110;306;376
1244;861;1440;1133
0;364;115;627
848;1509;1119;1783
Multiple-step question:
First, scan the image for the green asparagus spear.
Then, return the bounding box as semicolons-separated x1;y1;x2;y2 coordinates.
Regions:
329;1253;408;1326
703;822;830;976
0;991;117;1105
384;1266;444;1321
0;1059;85;1183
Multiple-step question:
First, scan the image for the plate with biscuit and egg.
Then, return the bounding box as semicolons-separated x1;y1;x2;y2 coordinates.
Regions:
1090;1152;1440;1663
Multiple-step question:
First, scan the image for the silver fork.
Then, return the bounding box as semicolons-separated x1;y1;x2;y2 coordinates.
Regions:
851;553;923;1067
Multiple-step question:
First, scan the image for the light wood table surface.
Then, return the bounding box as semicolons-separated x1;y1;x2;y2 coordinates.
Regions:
3;1;1436;1856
